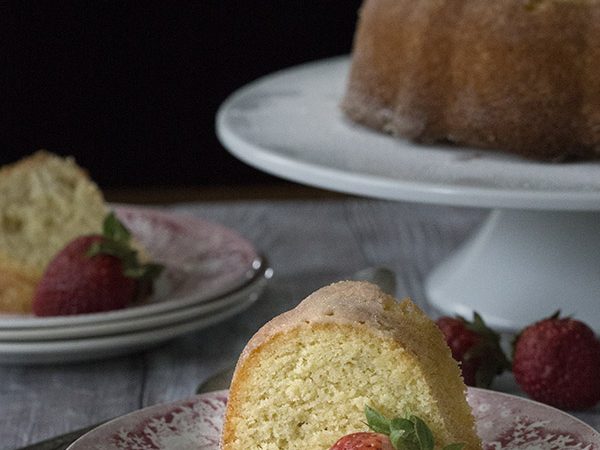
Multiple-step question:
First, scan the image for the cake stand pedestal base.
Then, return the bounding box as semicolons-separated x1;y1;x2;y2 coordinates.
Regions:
426;209;600;333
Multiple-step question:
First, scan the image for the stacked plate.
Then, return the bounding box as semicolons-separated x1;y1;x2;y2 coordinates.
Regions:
0;206;272;364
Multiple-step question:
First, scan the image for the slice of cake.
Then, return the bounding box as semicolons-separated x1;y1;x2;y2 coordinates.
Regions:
221;281;481;450
0;151;108;313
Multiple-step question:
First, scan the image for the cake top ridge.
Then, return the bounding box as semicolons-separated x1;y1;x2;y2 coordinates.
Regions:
238;280;441;365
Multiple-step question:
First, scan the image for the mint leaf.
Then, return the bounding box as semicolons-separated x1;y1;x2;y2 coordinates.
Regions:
364;407;464;450
412;416;434;450
391;430;417;450
365;405;390;434
390;417;414;435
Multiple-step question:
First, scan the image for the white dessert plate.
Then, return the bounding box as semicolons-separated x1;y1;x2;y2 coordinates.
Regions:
0;269;269;364
67;388;600;450
0;205;262;329
216;56;600;211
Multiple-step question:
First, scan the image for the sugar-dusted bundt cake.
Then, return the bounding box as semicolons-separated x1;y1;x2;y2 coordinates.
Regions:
0;151;108;313
341;0;600;161
221;281;481;450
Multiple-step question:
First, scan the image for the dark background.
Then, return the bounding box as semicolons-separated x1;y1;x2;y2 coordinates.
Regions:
4;1;362;190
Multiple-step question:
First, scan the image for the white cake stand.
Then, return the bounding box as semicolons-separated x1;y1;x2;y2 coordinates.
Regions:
216;56;600;333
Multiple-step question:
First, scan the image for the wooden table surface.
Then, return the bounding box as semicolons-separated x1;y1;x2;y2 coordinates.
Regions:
1;193;598;449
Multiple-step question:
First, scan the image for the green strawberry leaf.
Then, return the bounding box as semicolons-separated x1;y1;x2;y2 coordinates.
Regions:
465;312;494;339
462;311;512;388
549;310;561;320
412;416;434;450
365;405;390;434
87;212;164;282
124;262;164;280
103;211;131;243
87;240;139;271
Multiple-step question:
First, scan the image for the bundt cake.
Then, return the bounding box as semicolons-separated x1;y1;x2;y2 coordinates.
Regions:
221;281;481;450
0;151;108;314
341;0;600;161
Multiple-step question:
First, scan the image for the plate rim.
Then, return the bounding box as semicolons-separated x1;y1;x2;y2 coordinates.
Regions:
0;205;262;329
0;271;269;363
0;257;271;341
67;387;600;450
467;386;600;439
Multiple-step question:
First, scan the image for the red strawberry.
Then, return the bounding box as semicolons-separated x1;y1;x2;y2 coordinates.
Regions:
512;313;600;410
32;213;163;316
330;432;394;450
330;406;465;450
436;313;510;388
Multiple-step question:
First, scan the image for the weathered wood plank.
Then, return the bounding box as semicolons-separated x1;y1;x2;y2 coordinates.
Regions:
0;199;596;449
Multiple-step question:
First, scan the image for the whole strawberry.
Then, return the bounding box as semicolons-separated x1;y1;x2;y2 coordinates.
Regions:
436;313;510;388
32;213;163;316
513;313;600;410
330;432;394;450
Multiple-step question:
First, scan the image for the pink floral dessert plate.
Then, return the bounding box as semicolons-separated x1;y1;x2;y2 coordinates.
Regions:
0;205;265;330
68;388;599;450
